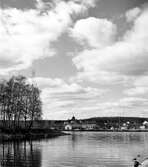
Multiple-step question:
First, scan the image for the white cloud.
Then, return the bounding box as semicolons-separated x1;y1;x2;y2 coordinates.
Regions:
72;6;148;84
124;76;148;96
28;77;65;88
0;8;63;74
119;97;148;106
41;86;103;119
125;87;148;96
0;0;96;75
126;7;141;22
67;6;148;119
134;76;148;87
20;76;148;119
70;17;116;48
72;0;96;8
71;71;133;86
2;1;148;119
43;95;148;119
89;97;148;118
27;76;106;119
35;0;96;15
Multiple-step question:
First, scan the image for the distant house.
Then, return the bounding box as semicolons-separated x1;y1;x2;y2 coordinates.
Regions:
81;123;97;130
65;124;72;130
121;123;128;130
143;121;148;129
71;122;82;130
140;125;145;130
121;126;127;130
110;126;114;130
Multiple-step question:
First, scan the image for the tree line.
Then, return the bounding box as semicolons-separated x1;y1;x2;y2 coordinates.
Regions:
0;75;42;132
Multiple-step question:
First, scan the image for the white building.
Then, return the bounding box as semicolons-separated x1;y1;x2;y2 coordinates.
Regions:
82;123;97;130
65;124;72;130
140;125;145;130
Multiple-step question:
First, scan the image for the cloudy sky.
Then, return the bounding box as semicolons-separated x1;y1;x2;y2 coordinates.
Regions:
0;0;148;120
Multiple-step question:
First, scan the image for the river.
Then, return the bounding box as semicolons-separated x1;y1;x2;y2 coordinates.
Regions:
1;132;148;167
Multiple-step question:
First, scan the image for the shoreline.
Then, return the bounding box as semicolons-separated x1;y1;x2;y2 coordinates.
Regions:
64;129;148;132
1;129;148;142
0;129;69;142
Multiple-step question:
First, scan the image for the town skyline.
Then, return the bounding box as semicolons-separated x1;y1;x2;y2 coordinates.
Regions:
0;0;148;120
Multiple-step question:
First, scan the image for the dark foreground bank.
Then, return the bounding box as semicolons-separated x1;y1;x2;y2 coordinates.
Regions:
0;129;69;142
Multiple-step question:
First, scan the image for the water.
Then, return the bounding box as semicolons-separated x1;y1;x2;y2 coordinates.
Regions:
1;132;148;167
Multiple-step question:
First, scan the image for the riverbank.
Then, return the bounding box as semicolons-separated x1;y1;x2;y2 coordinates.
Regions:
64;129;148;132
0;129;69;142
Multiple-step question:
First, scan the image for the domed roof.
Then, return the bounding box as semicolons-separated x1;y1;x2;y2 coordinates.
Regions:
71;116;76;121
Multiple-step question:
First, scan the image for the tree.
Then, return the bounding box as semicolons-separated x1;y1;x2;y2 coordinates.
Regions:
28;85;42;129
0;75;42;132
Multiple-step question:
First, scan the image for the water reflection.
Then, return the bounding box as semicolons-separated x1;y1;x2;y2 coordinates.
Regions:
0;141;41;167
1;132;148;167
71;132;78;150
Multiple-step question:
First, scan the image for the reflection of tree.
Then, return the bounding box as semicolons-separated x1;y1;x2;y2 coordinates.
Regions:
0;141;41;167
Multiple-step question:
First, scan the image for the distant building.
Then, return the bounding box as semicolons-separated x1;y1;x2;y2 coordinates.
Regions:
143;121;148;129
71;116;76;123
64;116;82;130
140;125;145;130
81;123;97;130
64;116;97;130
121;123;128;130
65;124;72;130
110;126;114;130
121;126;127;130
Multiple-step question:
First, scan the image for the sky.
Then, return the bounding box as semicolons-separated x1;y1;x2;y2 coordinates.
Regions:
0;0;148;120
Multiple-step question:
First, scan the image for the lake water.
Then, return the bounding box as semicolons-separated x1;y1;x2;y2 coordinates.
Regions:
1;132;148;167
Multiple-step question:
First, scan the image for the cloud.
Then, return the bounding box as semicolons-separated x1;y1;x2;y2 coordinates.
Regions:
70;17;116;48
28;76;106;119
0;0;96;75
1;1;148;119
124;76;148;96
126;7;141;22
72;0;96;8
43;94;148;119
72;6;148;84
86;97;148;118
134;76;148;87
125;87;148;96
36;0;96;13
71;71;134;86
1;0;36;9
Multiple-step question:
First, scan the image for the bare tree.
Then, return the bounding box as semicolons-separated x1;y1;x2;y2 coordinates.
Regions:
0;75;42;133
